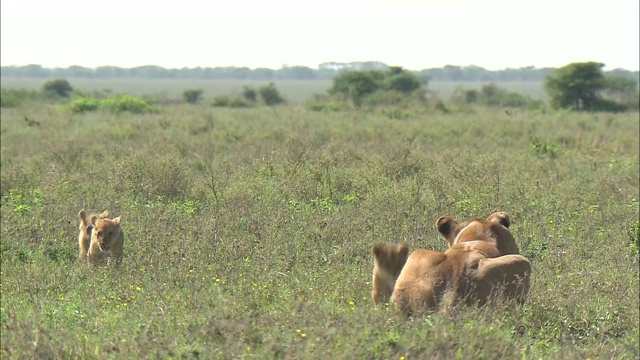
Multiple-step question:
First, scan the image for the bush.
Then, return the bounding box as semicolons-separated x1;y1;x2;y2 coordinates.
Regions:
211;96;231;107
451;83;545;110
382;69;421;94
229;97;255;108
183;89;204;104
258;83;285;106
210;95;255;108
329;70;384;106
100;94;156;114
0;88;38;108
306;94;353;112
42;79;73;98
329;67;423;107
362;90;409;107
68;97;100;113
242;86;258;102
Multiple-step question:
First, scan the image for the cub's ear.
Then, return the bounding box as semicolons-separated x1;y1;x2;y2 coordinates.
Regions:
89;214;99;226
98;210;109;218
372;243;385;257
112;216;122;225
397;243;409;260
78;209;87;225
488;211;510;229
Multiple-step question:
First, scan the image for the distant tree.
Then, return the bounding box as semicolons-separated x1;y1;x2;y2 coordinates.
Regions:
183;89;204;104
42;79;73;97
250;68;275;80
602;75;638;102
329;70;384;106
242;86;258;102
258;83;285;105
382;67;421;94
544;62;606;110
276;66;316;79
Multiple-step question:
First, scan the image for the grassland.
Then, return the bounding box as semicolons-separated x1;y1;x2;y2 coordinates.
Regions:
0;97;638;359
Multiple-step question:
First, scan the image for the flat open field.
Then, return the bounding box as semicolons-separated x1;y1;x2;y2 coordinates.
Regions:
0;78;547;103
1;100;638;358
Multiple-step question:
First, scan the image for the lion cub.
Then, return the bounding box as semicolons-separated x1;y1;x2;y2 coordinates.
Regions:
372;243;409;305
87;215;125;265
77;209;109;263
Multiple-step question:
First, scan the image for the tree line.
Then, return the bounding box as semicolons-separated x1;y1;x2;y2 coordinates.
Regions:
2;63;638;82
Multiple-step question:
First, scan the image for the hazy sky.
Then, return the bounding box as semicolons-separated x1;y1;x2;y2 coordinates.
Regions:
1;0;638;70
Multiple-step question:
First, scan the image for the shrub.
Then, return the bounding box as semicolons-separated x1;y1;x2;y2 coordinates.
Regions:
229;97;255;108
0;88;38;108
329;67;423;107
68;97;100;113
258;82;285;106
42;79;73;98
451;83;545;110
382;68;421;94
100;94;156;114
306;94;353;112
329;70;384;106
242;86;258;102
183;89;204;104
210;95;255;108
362;90;409;107
211;96;231;107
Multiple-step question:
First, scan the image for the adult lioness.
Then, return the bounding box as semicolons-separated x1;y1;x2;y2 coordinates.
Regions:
87;215;125;265
436;211;519;255
77;209;109;263
372;212;531;316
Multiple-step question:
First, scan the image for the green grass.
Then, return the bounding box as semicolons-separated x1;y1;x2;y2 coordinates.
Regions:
1;101;638;359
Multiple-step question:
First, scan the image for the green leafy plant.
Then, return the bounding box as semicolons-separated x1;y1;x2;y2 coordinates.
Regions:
100;94;156;113
183;89;204;104
69;97;100;113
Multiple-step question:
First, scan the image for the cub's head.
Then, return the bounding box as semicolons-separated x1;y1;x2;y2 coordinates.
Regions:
371;243;409;304
372;243;409;276
91;216;122;251
436;211;518;255
78;209;109;239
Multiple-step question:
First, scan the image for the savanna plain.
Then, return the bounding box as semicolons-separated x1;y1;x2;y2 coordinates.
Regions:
0;80;639;359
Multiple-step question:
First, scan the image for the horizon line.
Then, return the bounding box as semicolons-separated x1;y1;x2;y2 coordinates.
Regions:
2;63;638;72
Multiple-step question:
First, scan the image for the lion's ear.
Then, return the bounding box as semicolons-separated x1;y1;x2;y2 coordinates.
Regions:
372;243;385;257
89;214;99;226
436;216;458;246
78;209;87;226
98;210;109;218
112;216;122;225
397;243;409;260
488;211;510;229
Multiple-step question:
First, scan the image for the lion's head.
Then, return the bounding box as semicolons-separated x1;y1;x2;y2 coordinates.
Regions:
436;211;519;255
91;216;123;252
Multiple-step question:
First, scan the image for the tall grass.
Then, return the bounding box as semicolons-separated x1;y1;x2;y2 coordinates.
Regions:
1;102;638;359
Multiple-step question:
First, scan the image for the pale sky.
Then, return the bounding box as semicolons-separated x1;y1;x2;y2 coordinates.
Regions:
1;0;638;71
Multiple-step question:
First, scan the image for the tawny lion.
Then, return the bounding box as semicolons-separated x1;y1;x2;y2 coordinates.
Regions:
372;211;531;316
86;214;125;266
77;209;109;263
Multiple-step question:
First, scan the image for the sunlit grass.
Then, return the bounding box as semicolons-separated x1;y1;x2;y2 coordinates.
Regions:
1;101;638;359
